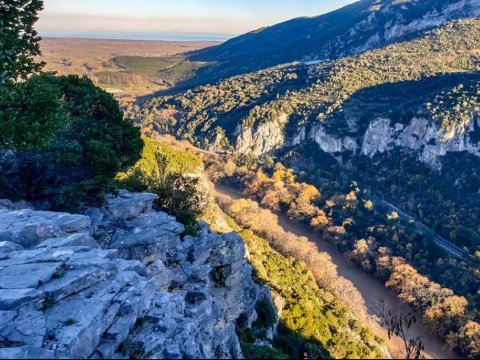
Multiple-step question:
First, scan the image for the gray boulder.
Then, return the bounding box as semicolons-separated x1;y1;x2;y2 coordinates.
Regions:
104;190;158;220
35;234;98;250
0;241;24;253
0;210;91;248
0;191;268;359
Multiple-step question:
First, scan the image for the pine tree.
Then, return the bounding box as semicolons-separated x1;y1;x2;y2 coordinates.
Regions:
0;0;44;83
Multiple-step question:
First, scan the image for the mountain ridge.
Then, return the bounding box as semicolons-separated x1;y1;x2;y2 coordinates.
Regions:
130;16;480;258
183;0;480;87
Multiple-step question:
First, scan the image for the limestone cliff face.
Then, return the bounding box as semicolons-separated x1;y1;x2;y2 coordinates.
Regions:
294;125;358;154
0;191;268;359
234;114;288;156
232;112;480;169
306;0;480;62
302;116;480;169
382;0;480;41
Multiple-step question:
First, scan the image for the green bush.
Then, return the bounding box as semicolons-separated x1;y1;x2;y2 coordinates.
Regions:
273;325;328;360
252;298;277;338
240;342;288;360
0;73;143;209
0;76;66;149
117;137;207;233
151;173;207;233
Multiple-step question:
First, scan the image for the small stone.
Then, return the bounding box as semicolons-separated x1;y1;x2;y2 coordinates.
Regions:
10;200;34;210
0;346;54;359
35;234;98;250
0;199;13;209
0;241;24;253
40;267;109;302
104;192;158;220
0;210;64;248
0;310;17;325
163;343;182;359
146;261;171;290
105;314;134;342
0;263;63;289
95;340;118;359
0;289;40;310
53;214;91;233
114;259;148;277
4;305;46;347
186;264;211;283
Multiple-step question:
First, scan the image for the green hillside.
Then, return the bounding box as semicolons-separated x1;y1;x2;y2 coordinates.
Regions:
130;18;480;261
183;0;480;86
132;19;480;145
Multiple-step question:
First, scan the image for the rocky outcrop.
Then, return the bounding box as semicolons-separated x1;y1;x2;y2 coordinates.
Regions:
381;0;480;42
290;115;480;169
308;0;480;62
234;114;288;156
0;191;265;359
362;116;480;168
308;126;358;154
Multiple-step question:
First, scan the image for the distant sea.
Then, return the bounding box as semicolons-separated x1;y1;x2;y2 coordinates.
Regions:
39;31;233;42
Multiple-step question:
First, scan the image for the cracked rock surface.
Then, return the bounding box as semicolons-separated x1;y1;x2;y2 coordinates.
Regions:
0;191;264;359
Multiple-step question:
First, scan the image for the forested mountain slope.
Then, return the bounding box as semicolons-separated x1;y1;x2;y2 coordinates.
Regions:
130;18;480;254
132;19;480;159
183;0;480;86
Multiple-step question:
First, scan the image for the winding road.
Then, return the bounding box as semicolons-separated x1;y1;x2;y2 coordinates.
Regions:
370;195;466;259
213;182;458;360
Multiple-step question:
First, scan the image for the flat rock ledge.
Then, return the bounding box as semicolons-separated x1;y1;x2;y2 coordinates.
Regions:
0;191;265;359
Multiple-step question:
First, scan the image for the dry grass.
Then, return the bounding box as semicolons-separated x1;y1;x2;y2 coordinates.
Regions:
39;37;218;102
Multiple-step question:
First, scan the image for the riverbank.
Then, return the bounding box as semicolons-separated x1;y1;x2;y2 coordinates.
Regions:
213;182;457;359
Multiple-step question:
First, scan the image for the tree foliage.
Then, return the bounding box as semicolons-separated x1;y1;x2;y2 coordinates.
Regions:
217;209;386;359
0;73;143;209
0;75;66;149
0;0;45;83
117;138;207;233
208;156;480;358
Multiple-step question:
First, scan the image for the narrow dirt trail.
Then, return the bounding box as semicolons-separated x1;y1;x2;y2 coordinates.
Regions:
214;182;458;359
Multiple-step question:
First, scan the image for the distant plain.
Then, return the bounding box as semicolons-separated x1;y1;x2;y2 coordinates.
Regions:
39;37;219;103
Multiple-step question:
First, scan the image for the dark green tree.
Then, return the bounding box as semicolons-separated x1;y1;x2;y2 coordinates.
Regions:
0;75;67;149
0;0;45;84
0;73;143;209
151;173;208;234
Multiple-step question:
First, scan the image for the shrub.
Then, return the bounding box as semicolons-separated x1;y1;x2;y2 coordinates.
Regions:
0;73;143;209
240;342;288;360
117;137;207;233
253;298;277;331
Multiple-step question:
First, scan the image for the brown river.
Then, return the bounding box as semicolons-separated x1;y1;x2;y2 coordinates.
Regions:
214;182;458;359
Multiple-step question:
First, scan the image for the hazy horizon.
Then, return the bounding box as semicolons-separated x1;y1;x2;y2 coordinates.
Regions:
40;31;233;42
38;0;357;41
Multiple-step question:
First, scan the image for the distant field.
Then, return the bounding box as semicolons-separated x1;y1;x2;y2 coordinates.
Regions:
39;37;219;103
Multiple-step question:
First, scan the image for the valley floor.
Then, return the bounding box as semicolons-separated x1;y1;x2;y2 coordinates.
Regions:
213;182;458;359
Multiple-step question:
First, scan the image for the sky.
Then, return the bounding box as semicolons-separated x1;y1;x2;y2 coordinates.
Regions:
38;0;357;41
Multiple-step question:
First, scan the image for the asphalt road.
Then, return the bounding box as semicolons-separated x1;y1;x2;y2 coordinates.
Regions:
370;195;466;259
